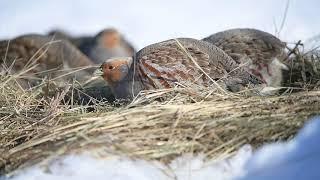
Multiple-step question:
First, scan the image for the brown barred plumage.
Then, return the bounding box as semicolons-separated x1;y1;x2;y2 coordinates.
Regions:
99;38;262;100
203;28;288;88
0;34;95;88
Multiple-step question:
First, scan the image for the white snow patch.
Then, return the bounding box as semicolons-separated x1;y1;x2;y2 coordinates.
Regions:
2;146;252;180
239;116;320;180
3;155;169;180
172;145;252;180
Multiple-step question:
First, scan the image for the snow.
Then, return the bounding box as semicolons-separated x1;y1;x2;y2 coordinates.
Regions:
1;146;252;180
239;116;320;180
3;155;169;180
1;116;320;180
171;145;252;180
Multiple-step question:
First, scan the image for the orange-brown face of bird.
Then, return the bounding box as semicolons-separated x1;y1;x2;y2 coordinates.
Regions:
99;57;133;85
101;30;121;49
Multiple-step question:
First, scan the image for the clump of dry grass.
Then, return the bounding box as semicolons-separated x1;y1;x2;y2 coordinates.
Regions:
1;88;319;174
283;41;320;90
0;41;320;175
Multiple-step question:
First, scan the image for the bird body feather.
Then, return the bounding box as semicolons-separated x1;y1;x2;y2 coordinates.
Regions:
101;38;262;99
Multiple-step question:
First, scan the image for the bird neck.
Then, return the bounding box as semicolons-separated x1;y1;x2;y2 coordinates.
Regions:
111;59;144;100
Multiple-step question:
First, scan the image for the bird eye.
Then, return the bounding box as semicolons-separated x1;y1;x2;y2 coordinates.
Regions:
109;65;115;70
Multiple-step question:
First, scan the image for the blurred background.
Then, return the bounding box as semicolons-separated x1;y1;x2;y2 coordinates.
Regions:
0;0;319;49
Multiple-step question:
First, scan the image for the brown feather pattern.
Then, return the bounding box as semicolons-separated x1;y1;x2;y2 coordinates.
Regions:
101;38;264;99
203;28;286;64
0;34;94;88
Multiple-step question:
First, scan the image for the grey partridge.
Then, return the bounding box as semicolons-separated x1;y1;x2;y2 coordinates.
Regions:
203;28;288;90
49;28;135;64
78;28;135;64
0;34;95;89
96;38;262;100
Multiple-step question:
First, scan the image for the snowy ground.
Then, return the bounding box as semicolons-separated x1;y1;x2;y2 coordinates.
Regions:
2;116;320;180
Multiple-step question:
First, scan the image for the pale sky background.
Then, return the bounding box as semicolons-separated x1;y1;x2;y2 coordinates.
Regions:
0;0;319;49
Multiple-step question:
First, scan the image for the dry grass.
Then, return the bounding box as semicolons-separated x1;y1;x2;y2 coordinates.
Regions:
0;40;320;175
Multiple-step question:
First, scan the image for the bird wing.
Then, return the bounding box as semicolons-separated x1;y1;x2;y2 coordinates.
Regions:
203;28;286;64
1;35;94;70
0;34;94;87
134;38;233;89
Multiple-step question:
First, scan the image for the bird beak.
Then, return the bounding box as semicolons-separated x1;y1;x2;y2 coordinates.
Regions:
93;67;104;77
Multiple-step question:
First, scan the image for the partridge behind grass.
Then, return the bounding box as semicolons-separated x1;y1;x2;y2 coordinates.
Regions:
49;28;135;64
203;28;288;91
0;34;95;89
80;28;135;64
97;38;262;100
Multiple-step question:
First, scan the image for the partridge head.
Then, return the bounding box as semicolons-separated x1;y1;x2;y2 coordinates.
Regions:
97;38;262;100
203;28;288;91
99;57;133;86
80;28;135;64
